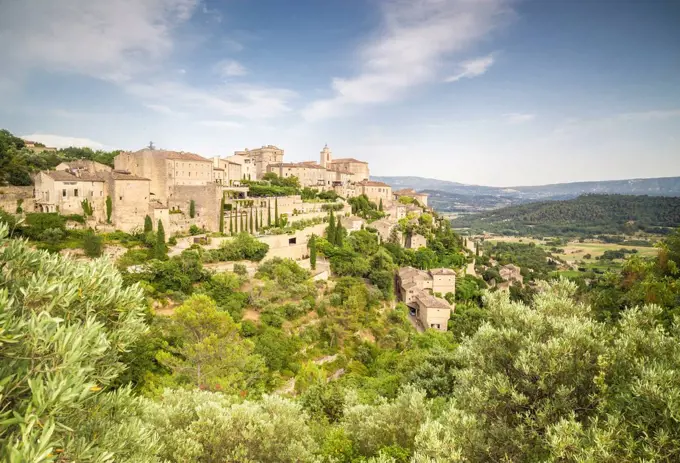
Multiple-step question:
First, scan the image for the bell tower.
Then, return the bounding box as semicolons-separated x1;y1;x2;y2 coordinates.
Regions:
320;144;332;168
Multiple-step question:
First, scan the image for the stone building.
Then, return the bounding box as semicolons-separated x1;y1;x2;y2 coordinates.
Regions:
231;145;284;180
396;266;456;332
34;170;107;218
357;180;392;206
413;291;452;332
406;233;427;249
341;215;364;232
393;188;429;207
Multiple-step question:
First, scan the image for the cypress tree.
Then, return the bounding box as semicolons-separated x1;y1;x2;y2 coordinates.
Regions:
379;198;383;212
274;197;279;227
309;234;317;270
234;203;239;232
189;199;196;218
260;209;264;230
154;219;166;259
144;215;153;233
229;212;233;235
105;196;112;223
326;209;336;245
334;214;344;246
219;197;225;233
240;212;244;233
268;200;272;226
250;207;254;233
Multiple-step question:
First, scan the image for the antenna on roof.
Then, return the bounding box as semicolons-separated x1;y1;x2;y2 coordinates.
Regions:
148;141;155;150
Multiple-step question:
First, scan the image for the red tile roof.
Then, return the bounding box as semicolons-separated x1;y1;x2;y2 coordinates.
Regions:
330;158;368;164
358;180;390;187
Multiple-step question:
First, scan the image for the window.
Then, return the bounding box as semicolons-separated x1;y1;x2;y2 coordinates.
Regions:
74;189;79;197
90;191;94;197
62;189;66;197
119;196;123;200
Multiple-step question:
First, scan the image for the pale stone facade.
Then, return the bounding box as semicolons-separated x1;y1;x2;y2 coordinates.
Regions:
231;145;284;180
393;188;429;207
341;215;364;232
406;233;427;249
357;180;392;206
396;266;455;332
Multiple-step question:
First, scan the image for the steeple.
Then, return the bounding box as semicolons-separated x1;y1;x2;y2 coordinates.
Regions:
320;144;332;168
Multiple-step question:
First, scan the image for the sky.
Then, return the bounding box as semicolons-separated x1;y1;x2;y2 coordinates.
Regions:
0;0;678;187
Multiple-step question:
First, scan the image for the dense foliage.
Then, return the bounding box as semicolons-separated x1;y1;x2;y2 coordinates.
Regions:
453;194;680;236
0;128;120;185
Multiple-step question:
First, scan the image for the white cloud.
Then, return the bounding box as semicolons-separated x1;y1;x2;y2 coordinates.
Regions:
303;0;511;121
144;104;184;116
126;81;296;120
445;55;495;82
504;113;535;124
0;0;200;80
21;133;107;149
216;60;248;77
198;120;244;129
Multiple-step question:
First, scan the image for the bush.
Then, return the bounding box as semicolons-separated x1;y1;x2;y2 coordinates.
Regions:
203;233;269;262
23;212;66;239
83;229;103;257
189;224;201;235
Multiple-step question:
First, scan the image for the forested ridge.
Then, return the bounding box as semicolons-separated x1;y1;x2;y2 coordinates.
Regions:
452;194;680;236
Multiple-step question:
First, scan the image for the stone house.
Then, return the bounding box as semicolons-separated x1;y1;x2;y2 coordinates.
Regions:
413;290;451;332
500;264;523;284
341;215;364;232
397;266;456;302
406;233;427;249
396;266;456;332
371;218;398;243
393;188;429;207
232;145;284;180
34;170;107;219
357;180;392;206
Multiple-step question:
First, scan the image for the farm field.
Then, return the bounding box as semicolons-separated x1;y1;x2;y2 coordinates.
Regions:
482;235;659;275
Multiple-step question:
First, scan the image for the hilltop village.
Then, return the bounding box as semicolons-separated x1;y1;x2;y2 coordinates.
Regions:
21;142;460;331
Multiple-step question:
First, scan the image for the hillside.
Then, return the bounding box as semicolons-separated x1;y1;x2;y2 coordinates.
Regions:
450;194;680;236
374;175;680;200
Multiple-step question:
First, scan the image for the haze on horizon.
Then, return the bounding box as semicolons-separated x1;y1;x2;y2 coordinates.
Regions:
0;0;678;187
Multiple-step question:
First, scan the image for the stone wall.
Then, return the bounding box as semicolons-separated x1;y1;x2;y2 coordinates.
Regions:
169;184;222;232
0;186;35;214
109;179;151;232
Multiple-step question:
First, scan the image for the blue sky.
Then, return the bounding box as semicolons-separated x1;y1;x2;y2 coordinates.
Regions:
0;0;678;186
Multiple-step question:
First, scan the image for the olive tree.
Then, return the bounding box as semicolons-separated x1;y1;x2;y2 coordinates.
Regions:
0;222;158;462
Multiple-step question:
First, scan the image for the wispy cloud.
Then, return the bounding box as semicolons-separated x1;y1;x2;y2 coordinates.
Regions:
302;0;511;121
144;104;185;116
553;109;680;136
198;120;244;129
504;113;535;124
21;133;107;149
216;60;248;77
0;0;200;80
445;54;495;82
126;81;296;120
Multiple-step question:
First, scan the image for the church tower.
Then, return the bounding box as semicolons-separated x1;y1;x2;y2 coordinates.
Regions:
320;144;332;168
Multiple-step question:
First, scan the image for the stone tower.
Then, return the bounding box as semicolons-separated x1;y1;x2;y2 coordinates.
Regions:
320;144;332;168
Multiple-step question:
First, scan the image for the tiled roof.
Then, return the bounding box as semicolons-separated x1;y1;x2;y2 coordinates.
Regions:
358;180;390;187
430;268;456;276
415;291;451;310
131;148;212;163
270;162;326;170
111;171;150;181
394;188;417;195
330;158;368;164
44;171;104;182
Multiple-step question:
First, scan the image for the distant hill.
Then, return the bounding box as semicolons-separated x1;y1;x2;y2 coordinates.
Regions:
374;176;680;200
450;194;680;236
